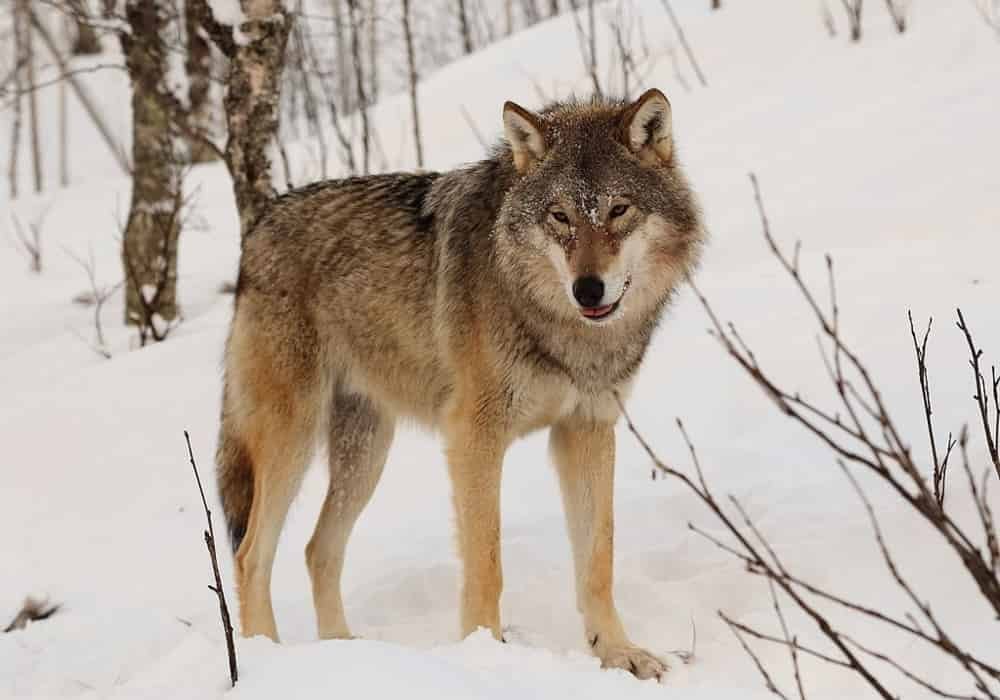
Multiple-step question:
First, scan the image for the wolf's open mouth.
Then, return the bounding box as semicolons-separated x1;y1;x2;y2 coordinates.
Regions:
581;301;620;319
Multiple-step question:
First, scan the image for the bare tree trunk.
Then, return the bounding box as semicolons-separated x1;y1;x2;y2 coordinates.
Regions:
520;0;540;25
505;0;513;35
711;0;721;9
121;0;182;333
291;19;329;178
347;0;370;174
23;0;43;194
367;0;378;103
185;0;216;163
457;0;473;53
330;0;354;113
475;0;496;42
8;0;26;199
67;0;102;55
549;0;559;17
300;23;357;175
401;0;422;168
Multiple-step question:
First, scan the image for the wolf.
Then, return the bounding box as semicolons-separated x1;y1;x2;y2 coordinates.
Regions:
216;88;704;680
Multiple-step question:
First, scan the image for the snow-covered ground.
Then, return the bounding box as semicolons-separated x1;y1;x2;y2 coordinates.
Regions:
2;1;998;698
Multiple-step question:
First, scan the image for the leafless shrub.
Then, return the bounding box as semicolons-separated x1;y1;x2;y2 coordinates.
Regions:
605;1;657;98
618;174;999;699
9;207;48;273
65;244;122;359
4;597;60;633
660;0;708;87
288;18;329;180
571;0;602;97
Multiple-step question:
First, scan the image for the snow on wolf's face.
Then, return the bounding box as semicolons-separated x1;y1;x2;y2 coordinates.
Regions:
496;91;704;326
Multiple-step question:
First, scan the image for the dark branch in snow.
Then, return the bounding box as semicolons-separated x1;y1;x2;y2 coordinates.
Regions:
4;597;60;633
184;431;238;688
908;312;957;507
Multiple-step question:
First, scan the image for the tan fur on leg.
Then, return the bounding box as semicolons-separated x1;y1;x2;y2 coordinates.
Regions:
227;314;321;641
550;417;667;680
443;391;508;640
234;412;315;641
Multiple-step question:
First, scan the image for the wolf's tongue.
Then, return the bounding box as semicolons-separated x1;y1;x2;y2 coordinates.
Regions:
582;304;613;318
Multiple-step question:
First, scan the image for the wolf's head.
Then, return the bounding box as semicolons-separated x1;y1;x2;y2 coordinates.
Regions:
495;90;703;327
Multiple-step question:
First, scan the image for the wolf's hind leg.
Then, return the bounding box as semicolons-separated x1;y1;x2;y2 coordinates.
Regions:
230;392;317;642
550;418;667;681
306;391;395;639
223;308;321;643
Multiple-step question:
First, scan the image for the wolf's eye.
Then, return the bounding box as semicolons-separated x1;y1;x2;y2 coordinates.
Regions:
609;204;630;219
551;211;570;225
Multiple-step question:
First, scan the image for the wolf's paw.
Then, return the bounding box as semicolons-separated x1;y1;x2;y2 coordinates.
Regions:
599;644;668;681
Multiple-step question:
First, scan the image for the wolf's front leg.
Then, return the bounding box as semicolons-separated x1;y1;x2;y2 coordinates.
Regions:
444;398;508;641
550;418;667;681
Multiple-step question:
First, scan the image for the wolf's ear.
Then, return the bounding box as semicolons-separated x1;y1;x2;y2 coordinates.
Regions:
503;101;547;174
621;89;673;165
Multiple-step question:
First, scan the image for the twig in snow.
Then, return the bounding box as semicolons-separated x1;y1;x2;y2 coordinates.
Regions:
669;616;698;664
64;244;122;359
184;431;238;687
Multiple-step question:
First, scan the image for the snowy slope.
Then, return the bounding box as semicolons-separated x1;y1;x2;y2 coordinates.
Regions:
2;1;999;698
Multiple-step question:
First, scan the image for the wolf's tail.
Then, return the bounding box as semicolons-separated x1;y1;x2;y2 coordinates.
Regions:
216;409;254;555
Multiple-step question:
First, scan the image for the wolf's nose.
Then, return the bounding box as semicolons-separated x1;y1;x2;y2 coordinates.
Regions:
572;276;605;308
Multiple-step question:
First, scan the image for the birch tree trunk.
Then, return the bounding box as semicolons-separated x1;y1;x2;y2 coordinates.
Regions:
121;0;181;332
224;0;293;236
188;0;293;237
185;0;216;163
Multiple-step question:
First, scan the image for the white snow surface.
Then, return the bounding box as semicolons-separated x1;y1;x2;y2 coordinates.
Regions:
2;1;998;698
